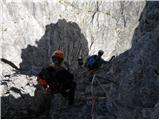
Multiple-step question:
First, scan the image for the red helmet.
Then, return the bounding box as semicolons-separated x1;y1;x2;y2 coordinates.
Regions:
52;50;64;59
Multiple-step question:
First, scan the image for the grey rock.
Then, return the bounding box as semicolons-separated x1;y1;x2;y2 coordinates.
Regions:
9;90;21;99
23;85;36;96
1;0;145;70
0;1;158;119
0;85;8;96
99;1;159;119
11;75;29;88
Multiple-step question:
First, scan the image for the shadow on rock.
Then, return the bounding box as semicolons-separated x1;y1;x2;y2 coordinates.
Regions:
1;94;35;119
19;19;89;76
1;19;89;119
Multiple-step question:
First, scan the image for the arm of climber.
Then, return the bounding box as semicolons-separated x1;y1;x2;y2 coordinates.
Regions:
102;55;115;64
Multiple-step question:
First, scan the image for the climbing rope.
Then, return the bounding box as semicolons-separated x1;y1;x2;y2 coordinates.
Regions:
91;74;108;119
96;78;108;97
91;74;96;119
90;73;117;119
91;96;96;119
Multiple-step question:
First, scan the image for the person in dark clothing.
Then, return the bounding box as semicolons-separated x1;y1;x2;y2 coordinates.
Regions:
37;50;76;106
30;50;76;118
85;50;115;81
38;65;76;105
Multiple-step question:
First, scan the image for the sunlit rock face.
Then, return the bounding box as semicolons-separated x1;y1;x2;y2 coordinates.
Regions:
1;0;158;119
1;0;145;69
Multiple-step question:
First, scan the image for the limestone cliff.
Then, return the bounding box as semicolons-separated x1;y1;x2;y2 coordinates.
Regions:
0;0;158;119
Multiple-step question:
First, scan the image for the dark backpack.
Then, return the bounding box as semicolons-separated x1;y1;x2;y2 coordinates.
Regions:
86;55;99;69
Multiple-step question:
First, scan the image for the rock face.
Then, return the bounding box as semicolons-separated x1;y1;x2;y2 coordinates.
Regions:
1;0;159;119
93;1;159;118
19;19;89;73
1;0;145;69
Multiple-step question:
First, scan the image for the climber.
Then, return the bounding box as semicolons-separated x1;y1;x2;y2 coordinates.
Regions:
37;50;76;106
85;50;115;81
78;56;83;67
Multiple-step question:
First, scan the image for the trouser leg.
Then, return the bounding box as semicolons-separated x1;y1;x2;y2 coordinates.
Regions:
60;81;76;106
68;81;76;105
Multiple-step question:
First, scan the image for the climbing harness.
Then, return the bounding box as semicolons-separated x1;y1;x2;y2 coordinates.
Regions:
90;74;117;119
